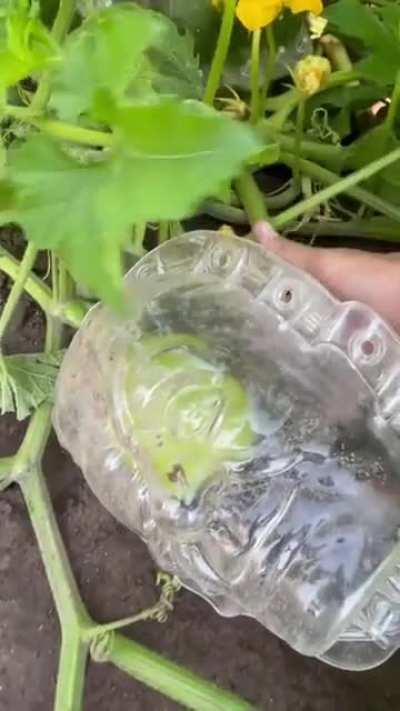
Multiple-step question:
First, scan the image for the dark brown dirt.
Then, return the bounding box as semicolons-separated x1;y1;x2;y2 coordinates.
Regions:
3;423;400;711
2;231;400;711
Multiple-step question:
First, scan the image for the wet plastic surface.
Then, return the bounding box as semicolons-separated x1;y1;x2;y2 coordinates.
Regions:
54;231;400;670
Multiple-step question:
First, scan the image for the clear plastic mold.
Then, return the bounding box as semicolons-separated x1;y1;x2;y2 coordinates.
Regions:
53;230;400;670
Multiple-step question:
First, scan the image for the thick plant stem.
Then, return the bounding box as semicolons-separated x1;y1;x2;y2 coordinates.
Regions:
281;153;400;224
263;25;276;110
55;631;89;711
276;147;400;229
250;29;262;123
0;243;38;345
0;246;51;313
14;405;52;474
20;463;90;711
0;457;14;491
5;106;114;147
294;98;306;182
202;183;299;223
204;0;237;105
235;171;269;225
265;129;344;168
0;247;87;328
20;463;90;627
290;219;400;242
40;119;114;146
107;633;254;711
266;91;300;130
51;0;76;43
31;0;76;112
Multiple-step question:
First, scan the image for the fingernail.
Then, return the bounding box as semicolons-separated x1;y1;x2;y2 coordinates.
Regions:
253;221;280;247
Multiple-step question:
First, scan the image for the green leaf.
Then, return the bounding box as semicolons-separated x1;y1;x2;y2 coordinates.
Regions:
346;125;396;171
309;84;384;112
99;98;262;222
50;3;202;121
135;0;219;65
326;0;400;84
376;5;400;41
127;25;203;101
345;125;400;204
50;3;161;121
0;351;63;421
0;0;58;88
6;135;132;307
6;100;261;306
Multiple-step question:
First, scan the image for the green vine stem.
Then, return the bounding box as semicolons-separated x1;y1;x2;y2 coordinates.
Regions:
294;97;306;183
265;91;300;131
320;35;353;73
281;153;400;224
250;29;262;123
275;146;400;229
55;631;90;711
235;171;269;225
0;247;51;307
201;203;400;243
51;0;76;43
268;130;344;169
0;243;38;345
0;456;14;491
19;463;89;629
204;0;237;105
19;462;91;711
0;246;87;328
30;0;76;112
202;183;299;223
106;633;254;711
263;25;276;110
265;69;360;113
5;106;114;147
290;218;400;242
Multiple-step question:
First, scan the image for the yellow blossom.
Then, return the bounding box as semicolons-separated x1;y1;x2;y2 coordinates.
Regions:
236;0;324;32
294;55;331;97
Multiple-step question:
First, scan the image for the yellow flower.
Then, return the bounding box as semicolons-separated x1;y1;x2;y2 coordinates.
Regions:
237;0;324;32
294;55;331;97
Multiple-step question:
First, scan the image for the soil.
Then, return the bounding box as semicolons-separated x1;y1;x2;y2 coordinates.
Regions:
1;229;400;711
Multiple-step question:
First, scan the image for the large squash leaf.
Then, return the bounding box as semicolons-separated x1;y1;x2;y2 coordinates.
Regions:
50;3;203;121
3;100;261;306
326;0;400;85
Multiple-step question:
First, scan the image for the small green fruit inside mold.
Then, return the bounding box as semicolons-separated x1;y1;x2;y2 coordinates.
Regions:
124;333;254;502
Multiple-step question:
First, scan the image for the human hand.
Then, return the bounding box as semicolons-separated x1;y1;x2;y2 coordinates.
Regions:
254;222;400;334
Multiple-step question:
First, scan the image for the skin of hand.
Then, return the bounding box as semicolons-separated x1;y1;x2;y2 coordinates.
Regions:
254;221;400;334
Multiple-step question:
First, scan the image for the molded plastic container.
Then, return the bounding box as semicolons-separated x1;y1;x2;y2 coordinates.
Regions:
54;230;400;670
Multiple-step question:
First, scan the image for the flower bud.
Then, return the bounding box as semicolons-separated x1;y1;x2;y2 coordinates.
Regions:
294;55;331;97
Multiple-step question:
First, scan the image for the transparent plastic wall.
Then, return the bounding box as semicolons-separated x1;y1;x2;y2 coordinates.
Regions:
54;231;400;670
